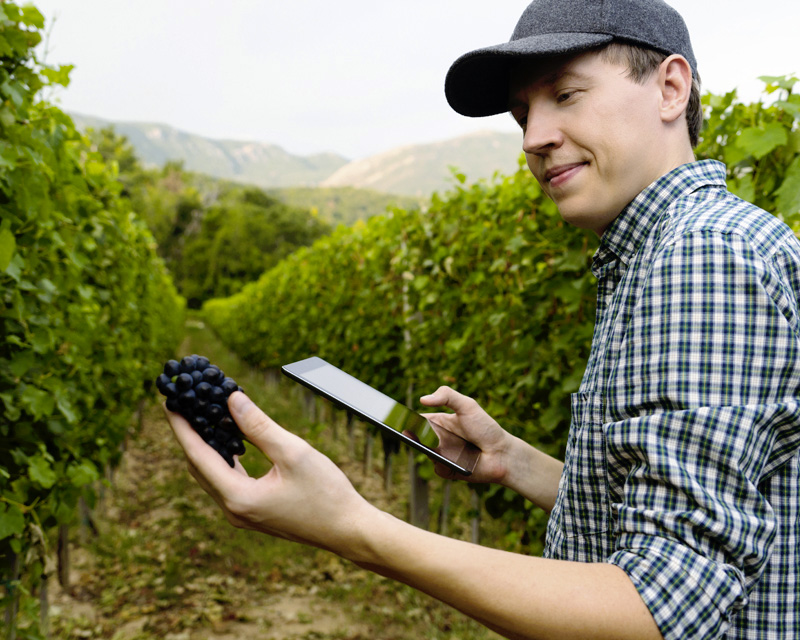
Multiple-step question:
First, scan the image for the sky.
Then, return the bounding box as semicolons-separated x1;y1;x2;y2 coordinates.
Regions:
31;0;800;160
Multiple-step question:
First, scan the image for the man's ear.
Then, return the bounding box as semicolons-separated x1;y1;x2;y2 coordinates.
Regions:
658;54;692;124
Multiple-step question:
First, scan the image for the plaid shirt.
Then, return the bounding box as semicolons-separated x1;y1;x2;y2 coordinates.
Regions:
543;160;800;640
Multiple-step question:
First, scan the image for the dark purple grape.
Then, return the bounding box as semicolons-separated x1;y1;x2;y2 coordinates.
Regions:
202;366;223;385
195;381;212;399
158;355;245;466
180;355;197;373
228;439;246;456
178;388;196;409
156;373;171;391
221;377;238;395
207;404;224;424
164;360;181;378
219;448;235;468
209;386;226;404
175;373;193;392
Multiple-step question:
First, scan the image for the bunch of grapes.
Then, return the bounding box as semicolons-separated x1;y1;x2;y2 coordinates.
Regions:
156;355;246;467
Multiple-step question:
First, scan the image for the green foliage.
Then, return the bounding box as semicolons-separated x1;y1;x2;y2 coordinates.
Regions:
697;75;800;229
83;127;333;308
173;185;331;307
0;3;184;633
204;77;799;553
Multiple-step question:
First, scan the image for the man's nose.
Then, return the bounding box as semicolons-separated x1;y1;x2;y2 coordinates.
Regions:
521;106;563;156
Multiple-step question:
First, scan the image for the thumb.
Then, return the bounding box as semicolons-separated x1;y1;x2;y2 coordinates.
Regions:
228;391;294;458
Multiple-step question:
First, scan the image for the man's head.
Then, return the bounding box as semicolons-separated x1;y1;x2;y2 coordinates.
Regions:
445;0;701;233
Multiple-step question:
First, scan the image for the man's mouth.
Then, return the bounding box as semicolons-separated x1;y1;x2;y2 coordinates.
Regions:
545;162;588;187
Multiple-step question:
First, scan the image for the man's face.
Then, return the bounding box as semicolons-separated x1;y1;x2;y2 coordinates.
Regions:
509;51;668;235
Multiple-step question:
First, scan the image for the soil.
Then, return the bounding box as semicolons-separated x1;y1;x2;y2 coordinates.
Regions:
47;401;374;640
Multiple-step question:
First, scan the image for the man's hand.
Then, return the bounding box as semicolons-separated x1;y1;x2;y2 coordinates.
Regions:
419;385;515;484
164;391;376;555
420;386;563;512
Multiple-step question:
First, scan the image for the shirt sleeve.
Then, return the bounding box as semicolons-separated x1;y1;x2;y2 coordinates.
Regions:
603;230;800;640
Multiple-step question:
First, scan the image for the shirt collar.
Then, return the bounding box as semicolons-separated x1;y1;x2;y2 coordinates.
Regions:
592;160;728;275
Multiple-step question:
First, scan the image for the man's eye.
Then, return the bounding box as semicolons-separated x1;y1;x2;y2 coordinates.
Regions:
556;91;575;103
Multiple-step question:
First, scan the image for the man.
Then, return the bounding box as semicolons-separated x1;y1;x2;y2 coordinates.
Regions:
165;1;800;638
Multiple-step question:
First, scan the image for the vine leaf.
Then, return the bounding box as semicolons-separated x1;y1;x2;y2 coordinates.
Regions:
0;503;25;540
0;227;15;271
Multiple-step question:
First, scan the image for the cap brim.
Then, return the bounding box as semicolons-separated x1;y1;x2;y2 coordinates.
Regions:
445;32;613;117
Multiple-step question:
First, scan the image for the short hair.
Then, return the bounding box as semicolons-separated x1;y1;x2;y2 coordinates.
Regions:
597;42;702;147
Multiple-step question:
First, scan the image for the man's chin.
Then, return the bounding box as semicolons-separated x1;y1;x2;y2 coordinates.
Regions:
555;205;617;236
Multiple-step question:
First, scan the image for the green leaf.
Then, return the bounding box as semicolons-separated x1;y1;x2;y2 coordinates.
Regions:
20;385;55;419
28;454;57;489
758;75;799;94
736;123;788;160
776;156;800;215
66;461;99;488
0;392;20;421
31;327;54;354
54;390;79;424
790;130;800;155
0;503;25;540
0;106;14;129
776;100;800;118
729;173;756;204
41;64;73;88
0;228;15;271
9;351;36;377
20;5;45;29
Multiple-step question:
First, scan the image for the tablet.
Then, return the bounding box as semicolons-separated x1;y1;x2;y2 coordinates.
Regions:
281;356;480;476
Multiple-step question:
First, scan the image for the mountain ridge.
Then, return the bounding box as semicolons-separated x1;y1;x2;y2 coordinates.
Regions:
69;112;524;197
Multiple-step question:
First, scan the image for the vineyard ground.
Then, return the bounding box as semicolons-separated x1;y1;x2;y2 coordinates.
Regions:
46;318;501;640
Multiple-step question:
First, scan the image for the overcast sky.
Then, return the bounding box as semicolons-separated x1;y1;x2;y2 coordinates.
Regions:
32;0;800;160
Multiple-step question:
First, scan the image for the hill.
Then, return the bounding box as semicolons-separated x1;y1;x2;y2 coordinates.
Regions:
70;113;524;197
320;131;524;197
69;113;349;188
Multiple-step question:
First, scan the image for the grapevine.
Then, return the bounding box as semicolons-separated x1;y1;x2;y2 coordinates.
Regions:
0;3;185;635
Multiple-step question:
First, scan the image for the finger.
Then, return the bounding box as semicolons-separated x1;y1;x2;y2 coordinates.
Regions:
418;411;447;424
419;386;477;413
163;403;242;490
227;391;302;461
186;457;219;497
433;461;468;482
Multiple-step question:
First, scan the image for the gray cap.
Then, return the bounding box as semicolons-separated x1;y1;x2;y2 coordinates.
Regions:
445;0;697;117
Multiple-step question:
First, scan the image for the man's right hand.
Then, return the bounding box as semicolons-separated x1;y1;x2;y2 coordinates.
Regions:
420;385;563;513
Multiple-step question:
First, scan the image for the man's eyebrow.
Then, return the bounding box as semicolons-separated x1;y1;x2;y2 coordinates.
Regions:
542;68;592;85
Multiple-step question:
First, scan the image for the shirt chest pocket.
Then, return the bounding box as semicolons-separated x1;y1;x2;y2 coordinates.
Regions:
560;392;611;537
